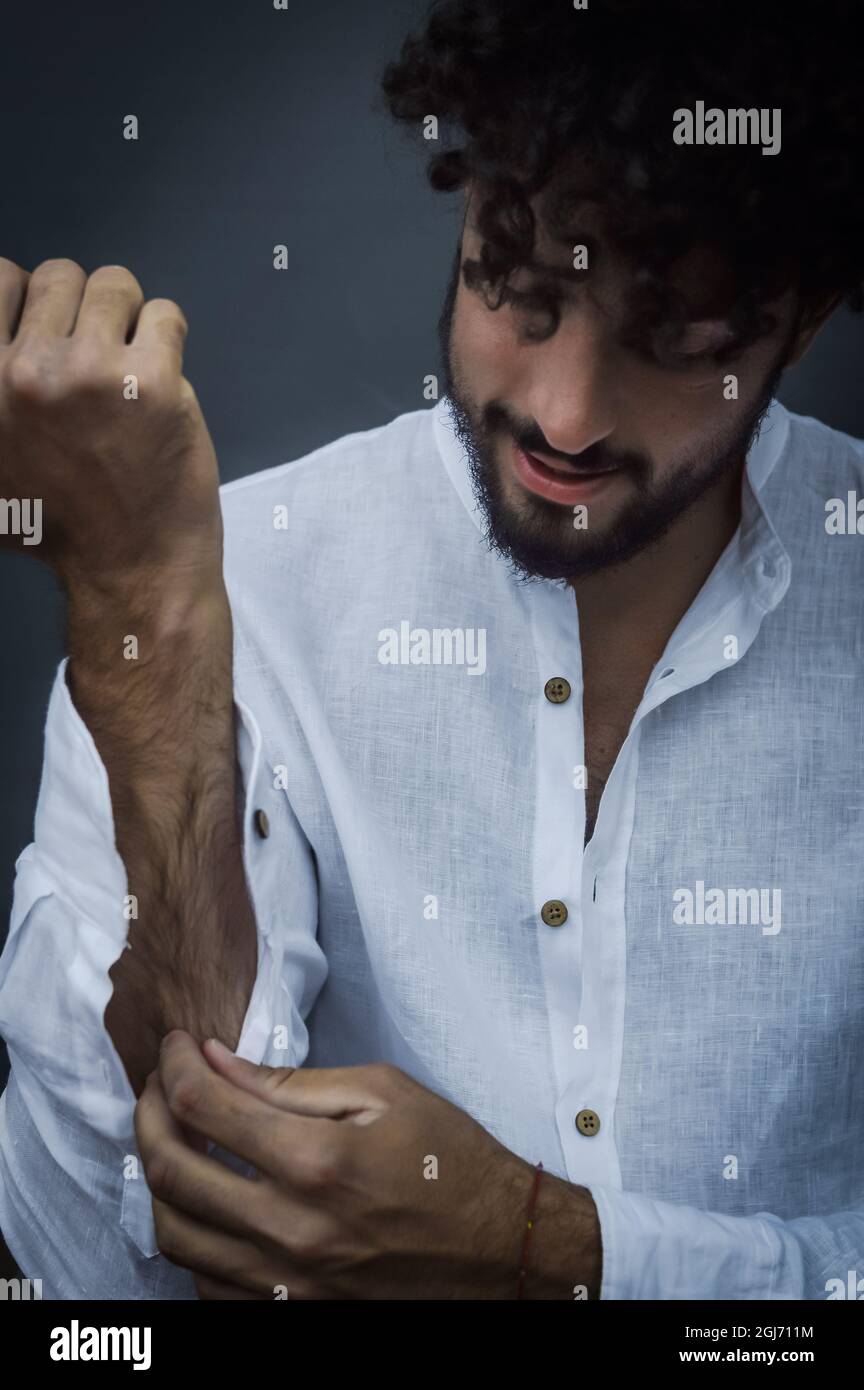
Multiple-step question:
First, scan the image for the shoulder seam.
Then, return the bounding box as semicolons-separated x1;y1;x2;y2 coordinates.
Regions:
219;407;433;499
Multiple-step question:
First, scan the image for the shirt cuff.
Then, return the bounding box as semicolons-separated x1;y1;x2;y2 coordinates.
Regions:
588;1182;806;1300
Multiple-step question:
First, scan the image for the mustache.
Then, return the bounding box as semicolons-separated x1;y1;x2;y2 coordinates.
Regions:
517;437;628;472
484;402;647;475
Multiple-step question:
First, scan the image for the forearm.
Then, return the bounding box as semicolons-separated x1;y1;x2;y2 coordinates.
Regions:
65;572;257;1097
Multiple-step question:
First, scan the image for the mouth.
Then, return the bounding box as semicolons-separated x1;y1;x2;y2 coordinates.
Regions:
512;444;623;505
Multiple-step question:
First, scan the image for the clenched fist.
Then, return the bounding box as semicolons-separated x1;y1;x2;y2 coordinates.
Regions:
0;257;222;590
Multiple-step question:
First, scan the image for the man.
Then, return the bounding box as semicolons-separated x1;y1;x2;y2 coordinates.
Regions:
0;0;862;1300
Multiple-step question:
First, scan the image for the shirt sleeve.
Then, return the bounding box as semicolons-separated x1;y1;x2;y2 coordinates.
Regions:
588;1181;864;1299
0;659;327;1295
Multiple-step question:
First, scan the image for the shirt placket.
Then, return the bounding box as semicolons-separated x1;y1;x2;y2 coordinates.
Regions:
527;577;623;1182
526;565;780;1189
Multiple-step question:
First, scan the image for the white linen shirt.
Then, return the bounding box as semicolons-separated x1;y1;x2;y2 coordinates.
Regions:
1;395;863;1301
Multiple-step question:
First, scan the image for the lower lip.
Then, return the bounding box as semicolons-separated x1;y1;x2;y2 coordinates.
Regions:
512;446;621;504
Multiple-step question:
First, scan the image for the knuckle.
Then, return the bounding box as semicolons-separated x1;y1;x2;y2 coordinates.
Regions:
366;1061;405;1092
166;1073;207;1122
148;298;189;334
293;1143;341;1196
148;295;185;318
260;1065;298;1099
5;351;54;400
33;256;84;280
87;265;144;299
144;1152;178;1201
0;255;26;280
222;1252;260;1288
285;1219;327;1266
177;376;199;410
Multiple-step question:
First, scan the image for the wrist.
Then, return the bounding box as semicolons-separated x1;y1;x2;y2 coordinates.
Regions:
58;507;225;607
521;1174;603;1300
67;572;232;683
65;573;235;781
67;560;229;637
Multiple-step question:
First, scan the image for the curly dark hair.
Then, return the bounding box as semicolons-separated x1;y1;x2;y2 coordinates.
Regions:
381;0;864;360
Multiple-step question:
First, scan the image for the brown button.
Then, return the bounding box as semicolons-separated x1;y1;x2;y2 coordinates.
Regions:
254;809;270;839
544;677;571;704
575;1108;601;1137
540;899;568;928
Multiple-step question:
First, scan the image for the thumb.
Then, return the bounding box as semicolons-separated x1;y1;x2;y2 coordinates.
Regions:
201;1039;383;1122
202;1038;297;1096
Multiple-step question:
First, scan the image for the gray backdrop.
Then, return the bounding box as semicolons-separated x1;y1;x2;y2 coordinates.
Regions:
1;0;862;1091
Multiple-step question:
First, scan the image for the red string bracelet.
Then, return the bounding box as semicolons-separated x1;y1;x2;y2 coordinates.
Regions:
516;1161;544;1299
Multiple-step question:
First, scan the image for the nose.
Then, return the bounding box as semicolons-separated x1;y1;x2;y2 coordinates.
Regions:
522;314;617;459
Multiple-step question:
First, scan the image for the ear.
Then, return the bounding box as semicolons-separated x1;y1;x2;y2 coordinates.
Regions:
784;291;843;367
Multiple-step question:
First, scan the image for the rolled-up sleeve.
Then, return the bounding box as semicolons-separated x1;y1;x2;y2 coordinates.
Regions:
0;659;326;1295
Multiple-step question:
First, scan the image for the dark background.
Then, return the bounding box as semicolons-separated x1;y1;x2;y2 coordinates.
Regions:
1;0;863;1101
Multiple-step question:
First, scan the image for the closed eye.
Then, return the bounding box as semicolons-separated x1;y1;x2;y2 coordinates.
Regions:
642;319;744;370
672;320;738;356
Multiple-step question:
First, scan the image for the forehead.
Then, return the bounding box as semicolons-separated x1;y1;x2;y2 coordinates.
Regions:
540;180;742;317
463;156;800;337
464;170;743;319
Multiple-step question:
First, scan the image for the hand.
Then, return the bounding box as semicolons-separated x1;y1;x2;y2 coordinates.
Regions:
135;1032;602;1300
0;256;222;589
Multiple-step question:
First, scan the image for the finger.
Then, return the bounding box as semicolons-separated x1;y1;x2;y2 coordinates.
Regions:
74;265;144;345
195;1273;270;1301
202;1040;398;1120
15;258;87;339
152;1196;284;1295
135;1070;274;1242
0;258;29;345
158;1032;341;1178
132;296;188;371
195;1274;312;1300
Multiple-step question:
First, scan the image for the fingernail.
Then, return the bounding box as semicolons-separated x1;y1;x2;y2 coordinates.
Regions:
206;1038;232;1058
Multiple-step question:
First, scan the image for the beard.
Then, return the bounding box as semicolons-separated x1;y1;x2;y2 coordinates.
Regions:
436;248;789;583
